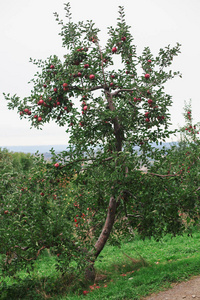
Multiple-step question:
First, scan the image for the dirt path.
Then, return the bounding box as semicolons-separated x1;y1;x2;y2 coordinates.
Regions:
143;276;200;300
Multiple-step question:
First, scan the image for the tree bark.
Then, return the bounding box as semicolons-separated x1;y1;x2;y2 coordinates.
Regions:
94;196;117;258
84;196;117;282
84;90;123;281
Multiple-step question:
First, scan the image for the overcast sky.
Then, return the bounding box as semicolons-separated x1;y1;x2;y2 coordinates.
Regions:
1;0;200;147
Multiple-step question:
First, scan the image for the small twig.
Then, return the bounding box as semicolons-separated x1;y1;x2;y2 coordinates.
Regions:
149;172;180;178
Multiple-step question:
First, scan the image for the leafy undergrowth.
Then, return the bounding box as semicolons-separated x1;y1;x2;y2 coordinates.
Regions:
1;226;200;299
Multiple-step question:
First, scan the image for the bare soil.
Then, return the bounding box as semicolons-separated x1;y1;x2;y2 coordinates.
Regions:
143;276;200;300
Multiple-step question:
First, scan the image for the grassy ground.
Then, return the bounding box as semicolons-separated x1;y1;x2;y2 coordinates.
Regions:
1;226;200;299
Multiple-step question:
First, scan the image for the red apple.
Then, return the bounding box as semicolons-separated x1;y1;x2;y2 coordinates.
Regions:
147;59;152;63
89;74;95;80
112;47;117;53
63;83;68;88
38;117;42;122
37;99;44;105
78;72;82;77
110;74;115;79
145;73;150;79
40;192;44;196
83;105;88;111
83;291;89;295
43;84;47;88
145;112;149;117
110;82;114;87
4;210;8;214
121;36;126;41
50;64;55;69
24;108;29;113
145;118;150;122
56;101;61;106
34;114;38;119
148;99;153;105
27;111;31;115
147;90;151;96
54;163;59;167
84;64;89;68
54;87;58;93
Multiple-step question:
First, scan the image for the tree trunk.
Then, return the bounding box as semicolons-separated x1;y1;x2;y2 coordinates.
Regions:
94;196;117;258
84;91;122;281
84;195;117;281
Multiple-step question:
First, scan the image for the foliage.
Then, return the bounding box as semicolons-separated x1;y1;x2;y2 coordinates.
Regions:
149;101;200;230
2;3;198;281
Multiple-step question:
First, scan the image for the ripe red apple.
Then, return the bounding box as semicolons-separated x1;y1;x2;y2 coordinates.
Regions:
34;114;38;119
54;87;58;93
43;84;47;88
145;118;150;122
78;72;82;77
83;105;88;111
24;108;29;113
40;192;44;196
27;111;31;115
84;64;89;68
4;210;8;214
121;36;126;41
56;101;61;106
38;117;42;122
89;74;95;80
147;59;152;63
54;163;59;167
110;74;115;79
63;83;68;88
148;99;153;105
110;82;114;87
145;112;149;117
37;99;44;105
79;122;84;127
83;291;89;295
112;47;117;53
50;64;55;69
145;73;150;79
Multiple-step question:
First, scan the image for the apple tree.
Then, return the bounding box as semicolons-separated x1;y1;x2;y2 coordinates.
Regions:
2;3;188;279
149;101;200;227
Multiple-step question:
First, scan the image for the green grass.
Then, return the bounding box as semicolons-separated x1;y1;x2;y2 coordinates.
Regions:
1;226;200;299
